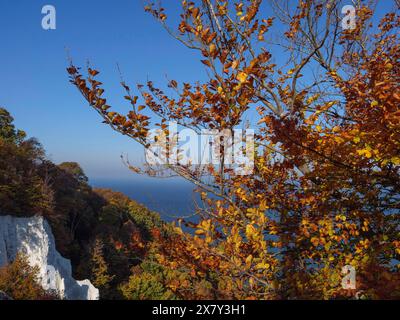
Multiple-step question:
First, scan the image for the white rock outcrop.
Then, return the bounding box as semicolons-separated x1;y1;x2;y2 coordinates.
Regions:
0;215;99;300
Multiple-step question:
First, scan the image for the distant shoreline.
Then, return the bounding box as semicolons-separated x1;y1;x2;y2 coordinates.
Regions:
90;178;200;222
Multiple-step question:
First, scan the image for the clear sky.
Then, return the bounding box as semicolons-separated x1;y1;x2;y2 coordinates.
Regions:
0;1;396;181
0;0;206;181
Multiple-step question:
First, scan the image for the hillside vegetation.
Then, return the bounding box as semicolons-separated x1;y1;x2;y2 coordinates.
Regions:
0;107;175;299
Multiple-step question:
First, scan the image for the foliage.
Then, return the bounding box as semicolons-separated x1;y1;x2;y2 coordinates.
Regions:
95;188;163;241
0;108;168;299
0;253;57;300
58;162;89;184
120;260;176;300
90;188;170;299
0;108;26;143
90;238;115;298
68;0;400;299
0;108;52;216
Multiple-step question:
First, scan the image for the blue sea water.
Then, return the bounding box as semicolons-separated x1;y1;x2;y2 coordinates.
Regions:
91;177;201;222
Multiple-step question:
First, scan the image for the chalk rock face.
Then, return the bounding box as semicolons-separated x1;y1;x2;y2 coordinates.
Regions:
0;215;99;300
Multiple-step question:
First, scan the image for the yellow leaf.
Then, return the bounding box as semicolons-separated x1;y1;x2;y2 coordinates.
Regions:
209;43;216;55
237;72;248;83
306;94;319;104
371;100;379;107
245;255;253;267
246;224;256;239
391;157;400;166
249;278;255;288
255;262;270;270
357;148;372;158
232;60;239;70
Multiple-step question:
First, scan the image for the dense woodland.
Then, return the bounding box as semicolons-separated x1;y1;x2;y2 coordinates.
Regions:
0;107;177;300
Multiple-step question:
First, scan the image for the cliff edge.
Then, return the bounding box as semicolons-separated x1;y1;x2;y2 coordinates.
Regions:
0;215;99;300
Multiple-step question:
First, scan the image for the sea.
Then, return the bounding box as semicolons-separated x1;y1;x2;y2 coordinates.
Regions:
91;177;201;222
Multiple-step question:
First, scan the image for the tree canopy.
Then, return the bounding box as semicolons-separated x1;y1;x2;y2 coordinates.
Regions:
68;0;400;299
0;108;169;299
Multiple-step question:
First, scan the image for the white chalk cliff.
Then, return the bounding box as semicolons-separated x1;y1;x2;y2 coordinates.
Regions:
0;215;99;300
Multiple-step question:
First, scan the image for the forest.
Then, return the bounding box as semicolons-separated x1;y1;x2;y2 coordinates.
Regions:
0;0;399;301
0;107;177;299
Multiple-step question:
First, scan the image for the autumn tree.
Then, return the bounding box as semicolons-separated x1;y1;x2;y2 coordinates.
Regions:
0;108;54;216
68;0;400;299
90;238;114;298
119;261;177;300
0;253;57;300
0;107;171;299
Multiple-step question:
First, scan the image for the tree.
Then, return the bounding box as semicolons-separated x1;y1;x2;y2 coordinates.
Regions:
90;238;114;299
0;108;173;299
0;107;26;143
58;162;89;184
0;253;57;300
0;112;52;217
119;261;176;300
68;0;400;299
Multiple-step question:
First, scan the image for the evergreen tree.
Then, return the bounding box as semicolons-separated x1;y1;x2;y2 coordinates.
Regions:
91;238;114;299
0;107;26;143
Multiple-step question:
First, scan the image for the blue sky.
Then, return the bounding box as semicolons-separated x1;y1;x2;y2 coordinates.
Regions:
0;1;396;181
0;0;204;181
